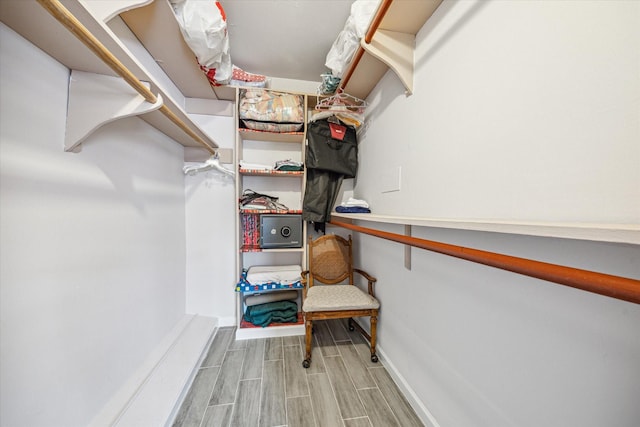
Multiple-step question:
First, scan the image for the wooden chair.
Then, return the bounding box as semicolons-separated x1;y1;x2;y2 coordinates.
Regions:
301;234;380;368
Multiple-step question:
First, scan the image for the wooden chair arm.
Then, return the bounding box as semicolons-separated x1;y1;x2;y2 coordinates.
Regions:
354;268;377;296
301;270;309;299
354;268;376;283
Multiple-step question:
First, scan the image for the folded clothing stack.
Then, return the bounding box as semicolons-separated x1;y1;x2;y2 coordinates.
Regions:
244;300;298;327
239;161;273;171
247;265;302;287
335;197;371;213
235;265;304;292
239;189;289;211
274;159;304;172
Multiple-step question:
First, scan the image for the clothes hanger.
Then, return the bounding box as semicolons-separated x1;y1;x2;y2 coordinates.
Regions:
183;153;235;178
315;89;368;113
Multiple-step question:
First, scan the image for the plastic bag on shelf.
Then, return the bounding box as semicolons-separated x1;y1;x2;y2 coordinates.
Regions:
170;0;232;84
325;0;380;78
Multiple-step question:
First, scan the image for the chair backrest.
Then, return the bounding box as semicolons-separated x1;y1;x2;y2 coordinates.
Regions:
307;234;353;287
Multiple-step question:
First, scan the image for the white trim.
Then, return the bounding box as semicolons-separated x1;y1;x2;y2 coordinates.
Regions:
163;324;219;427
217;316;237;327
89;315;217;427
377;345;442;427
332;213;640;244
235;324;305;341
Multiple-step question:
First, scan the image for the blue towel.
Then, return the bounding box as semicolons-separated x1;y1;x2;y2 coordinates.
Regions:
335;206;371;213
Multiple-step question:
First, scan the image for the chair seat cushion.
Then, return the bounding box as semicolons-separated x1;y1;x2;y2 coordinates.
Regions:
302;285;380;312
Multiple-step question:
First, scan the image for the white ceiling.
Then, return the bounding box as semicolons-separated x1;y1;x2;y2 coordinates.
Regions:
0;0;357;99
221;1;354;82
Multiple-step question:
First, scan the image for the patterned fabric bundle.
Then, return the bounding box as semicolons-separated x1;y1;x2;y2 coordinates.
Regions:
239;89;304;132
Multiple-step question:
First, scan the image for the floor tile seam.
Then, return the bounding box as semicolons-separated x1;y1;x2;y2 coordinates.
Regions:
190;370;218;427
219;347;249;409
355;386;379;391
358;385;403;427
334;353;370;421
335;341;377;385
241;375;262;380
199;365;221;371
256;372;264;427
366;366;416;413
198;364;223;425
300;382;320;427
284;390;311;399
198;403;233;427
324;355;363;421
305;372;329;377
283;348;311;400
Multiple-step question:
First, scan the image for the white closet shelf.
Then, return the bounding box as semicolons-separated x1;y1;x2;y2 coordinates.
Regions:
241;247;305;254
239;170;304;177
340;0;444;99
0;0;218;151
238;129;305;144
331;213;640;245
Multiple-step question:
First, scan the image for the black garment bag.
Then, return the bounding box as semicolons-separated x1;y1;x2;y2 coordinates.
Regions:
305;119;358;178
303;119;358;230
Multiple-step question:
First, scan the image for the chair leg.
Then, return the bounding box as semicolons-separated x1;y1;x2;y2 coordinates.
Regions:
370;315;379;363
303;319;312;368
347;317;355;331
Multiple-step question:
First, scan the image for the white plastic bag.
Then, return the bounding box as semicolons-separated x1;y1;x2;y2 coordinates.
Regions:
325;0;380;78
170;0;232;84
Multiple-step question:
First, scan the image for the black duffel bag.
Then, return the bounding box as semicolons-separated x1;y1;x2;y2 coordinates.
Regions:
306;119;357;178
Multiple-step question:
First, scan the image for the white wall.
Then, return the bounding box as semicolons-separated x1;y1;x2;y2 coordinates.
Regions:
184;114;237;323
348;227;640;427
357;0;639;224
0;23;188;427
350;1;640;426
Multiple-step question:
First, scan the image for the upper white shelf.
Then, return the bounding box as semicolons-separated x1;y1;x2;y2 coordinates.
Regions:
340;0;444;99
331;212;640;245
0;0;218;151
238;128;305;144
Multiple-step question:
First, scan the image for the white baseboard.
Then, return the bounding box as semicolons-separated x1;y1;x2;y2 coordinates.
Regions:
217;316;237;327
377;345;441;427
90;314;217;427
235;324;305;340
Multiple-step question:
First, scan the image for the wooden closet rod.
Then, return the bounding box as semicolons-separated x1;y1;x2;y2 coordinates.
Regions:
329;220;640;305
365;0;393;44
36;0;217;155
340;0;393;91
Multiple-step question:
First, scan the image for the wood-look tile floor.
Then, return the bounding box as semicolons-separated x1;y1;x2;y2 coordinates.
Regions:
173;319;424;427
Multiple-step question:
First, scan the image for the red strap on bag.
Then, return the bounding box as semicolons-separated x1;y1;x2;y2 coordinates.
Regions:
329;122;347;141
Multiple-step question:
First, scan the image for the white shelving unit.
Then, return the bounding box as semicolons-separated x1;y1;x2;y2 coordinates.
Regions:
234;89;314;340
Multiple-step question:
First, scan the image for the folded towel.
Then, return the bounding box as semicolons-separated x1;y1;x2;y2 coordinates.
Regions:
340;197;369;208
274;159;304;171
247;265;302;285
335;206;371;213
244;300;298;327
239;161;273;171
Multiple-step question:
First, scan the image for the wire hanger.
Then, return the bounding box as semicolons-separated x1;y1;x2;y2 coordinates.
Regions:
183;152;235;178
